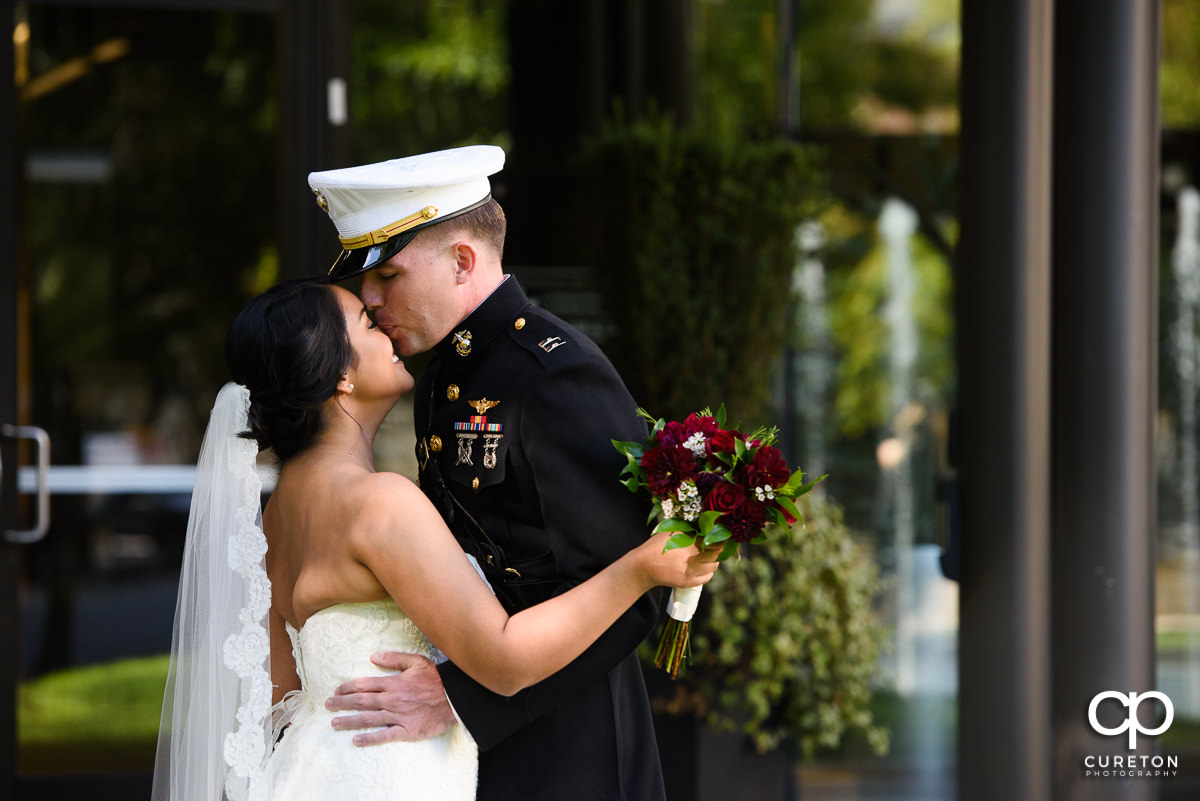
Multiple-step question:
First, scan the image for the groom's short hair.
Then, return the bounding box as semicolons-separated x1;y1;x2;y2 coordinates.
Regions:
418;197;507;261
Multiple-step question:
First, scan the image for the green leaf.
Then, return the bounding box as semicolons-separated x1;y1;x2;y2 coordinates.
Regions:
696;510;723;538
703;524;732;546
765;506;787;527
654;518;695;534
776;495;802;521
780;470;828;497
716;539;739;561
612;438;642;457
793;474;829;497
734;437;748;461
622;477;641;493
635;407;661;428
715;403;727;429
664;532;698;551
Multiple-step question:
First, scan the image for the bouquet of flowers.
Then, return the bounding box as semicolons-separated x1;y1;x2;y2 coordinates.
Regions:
614;407;824;678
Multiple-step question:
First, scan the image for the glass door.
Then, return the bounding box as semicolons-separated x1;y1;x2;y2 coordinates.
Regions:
7;5;276;797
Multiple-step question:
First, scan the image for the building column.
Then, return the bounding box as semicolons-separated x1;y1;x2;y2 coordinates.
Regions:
1051;1;1161;799
277;0;351;280
956;1;1054;800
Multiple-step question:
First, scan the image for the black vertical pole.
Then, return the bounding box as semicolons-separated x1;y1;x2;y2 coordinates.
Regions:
643;0;692;128
504;0;604;265
775;0;796;139
0;0;19;791
277;0;351;281
1051;2;1160;799
957;1;1054;800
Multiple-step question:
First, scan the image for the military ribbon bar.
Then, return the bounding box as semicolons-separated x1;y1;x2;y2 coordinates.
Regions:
455;416;503;432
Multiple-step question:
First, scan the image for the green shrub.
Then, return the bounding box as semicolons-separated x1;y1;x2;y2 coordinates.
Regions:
579;114;826;425
649;492;890;759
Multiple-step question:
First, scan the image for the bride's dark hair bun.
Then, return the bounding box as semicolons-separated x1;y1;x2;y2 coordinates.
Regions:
225;278;352;460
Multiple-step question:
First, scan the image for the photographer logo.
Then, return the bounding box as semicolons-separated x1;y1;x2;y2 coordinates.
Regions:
1083;690;1178;779
1088;690;1173;749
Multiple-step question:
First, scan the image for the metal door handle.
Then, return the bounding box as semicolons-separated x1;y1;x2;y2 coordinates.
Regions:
3;424;51;544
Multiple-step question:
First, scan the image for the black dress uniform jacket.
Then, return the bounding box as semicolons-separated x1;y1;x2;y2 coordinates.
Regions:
415;276;668;801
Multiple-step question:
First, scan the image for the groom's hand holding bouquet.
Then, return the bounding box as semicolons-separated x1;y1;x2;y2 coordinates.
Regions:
614;407;825;678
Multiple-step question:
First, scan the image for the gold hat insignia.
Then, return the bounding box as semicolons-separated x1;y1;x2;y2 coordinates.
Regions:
313;188;329;213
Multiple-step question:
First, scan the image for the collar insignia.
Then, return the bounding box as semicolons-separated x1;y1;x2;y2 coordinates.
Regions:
453;330;472;356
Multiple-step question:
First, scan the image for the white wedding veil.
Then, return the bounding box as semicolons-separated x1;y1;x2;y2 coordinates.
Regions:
153;382;277;801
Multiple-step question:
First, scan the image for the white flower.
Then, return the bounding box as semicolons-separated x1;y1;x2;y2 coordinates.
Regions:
755;485;775;502
683;432;707;459
676;481;702;522
661;498;677;519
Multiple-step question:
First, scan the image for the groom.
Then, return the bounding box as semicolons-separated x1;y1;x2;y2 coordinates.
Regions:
308;145;667;801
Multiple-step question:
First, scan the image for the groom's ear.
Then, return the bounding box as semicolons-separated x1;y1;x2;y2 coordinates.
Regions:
450;241;478;285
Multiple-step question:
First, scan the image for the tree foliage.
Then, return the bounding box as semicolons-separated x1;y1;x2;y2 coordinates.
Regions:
821;204;955;438
1162;0;1200;130
579;113;826;426
350;0;509;163
693;0;958;138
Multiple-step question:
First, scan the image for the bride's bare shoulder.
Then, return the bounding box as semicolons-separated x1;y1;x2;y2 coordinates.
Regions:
345;472;441;528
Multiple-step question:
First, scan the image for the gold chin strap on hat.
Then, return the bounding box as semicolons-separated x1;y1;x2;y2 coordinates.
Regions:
339;205;439;249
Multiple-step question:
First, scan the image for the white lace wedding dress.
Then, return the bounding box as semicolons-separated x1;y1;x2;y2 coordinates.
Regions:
263;599;479;801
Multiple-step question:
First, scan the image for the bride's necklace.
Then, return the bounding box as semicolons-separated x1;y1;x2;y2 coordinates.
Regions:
304;449;374;470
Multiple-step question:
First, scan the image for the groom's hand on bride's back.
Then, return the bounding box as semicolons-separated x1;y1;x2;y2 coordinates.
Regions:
326;652;457;746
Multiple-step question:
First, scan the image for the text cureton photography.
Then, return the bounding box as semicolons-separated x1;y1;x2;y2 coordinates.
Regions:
1083;690;1180;779
1083;754;1178;779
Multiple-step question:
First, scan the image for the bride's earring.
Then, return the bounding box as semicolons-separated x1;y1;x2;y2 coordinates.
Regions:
348;384;354;391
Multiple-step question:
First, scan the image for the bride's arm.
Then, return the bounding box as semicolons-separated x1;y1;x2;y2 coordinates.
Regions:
348;473;717;698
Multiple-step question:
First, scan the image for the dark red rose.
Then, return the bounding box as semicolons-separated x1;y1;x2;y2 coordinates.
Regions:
641;443;696;496
707;429;738;456
683;413;719;438
746;446;791;488
704;480;745;513
724;501;768;542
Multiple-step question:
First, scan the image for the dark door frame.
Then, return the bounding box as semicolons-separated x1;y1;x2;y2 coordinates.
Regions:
1;1;347;796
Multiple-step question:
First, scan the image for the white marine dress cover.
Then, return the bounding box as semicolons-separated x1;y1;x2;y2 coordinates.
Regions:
266;600;478;801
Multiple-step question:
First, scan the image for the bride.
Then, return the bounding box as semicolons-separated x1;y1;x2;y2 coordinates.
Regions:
152;278;718;801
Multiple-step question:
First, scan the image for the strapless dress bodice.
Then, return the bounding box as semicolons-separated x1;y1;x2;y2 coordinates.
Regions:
264;599;477;801
287;599;448;698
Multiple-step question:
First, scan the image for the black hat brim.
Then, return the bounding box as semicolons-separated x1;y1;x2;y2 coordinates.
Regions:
328;229;420;282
